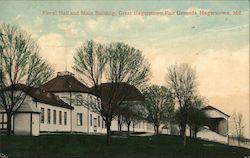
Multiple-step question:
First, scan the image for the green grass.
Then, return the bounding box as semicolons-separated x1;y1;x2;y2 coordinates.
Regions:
1;134;250;158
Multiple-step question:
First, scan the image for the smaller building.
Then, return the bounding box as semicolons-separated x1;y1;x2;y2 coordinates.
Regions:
197;105;230;143
0;83;73;136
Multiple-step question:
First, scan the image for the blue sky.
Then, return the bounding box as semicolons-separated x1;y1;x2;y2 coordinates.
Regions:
0;1;249;137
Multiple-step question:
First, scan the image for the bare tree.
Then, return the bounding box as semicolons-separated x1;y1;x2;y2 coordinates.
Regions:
73;41;150;145
0;23;54;135
143;85;175;135
167;63;197;147
232;112;245;146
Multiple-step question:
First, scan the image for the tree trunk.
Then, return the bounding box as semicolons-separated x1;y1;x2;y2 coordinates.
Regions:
238;137;240;146
106;120;112;145
7;112;12;135
180;124;187;148
119;123;122;135
133;122;135;132
189;126;192;137
127;122;131;136
180;126;185;136
194;127;198;138
118;114;122;135
156;125;159;135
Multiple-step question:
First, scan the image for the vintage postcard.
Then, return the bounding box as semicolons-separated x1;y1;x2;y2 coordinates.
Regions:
0;0;249;158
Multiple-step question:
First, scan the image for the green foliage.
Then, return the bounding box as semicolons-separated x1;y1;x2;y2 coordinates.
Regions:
167;63;197;109
0;23;54;87
143;85;175;133
187;107;207;130
73;40;150;89
73;40;150;144
106;42;150;89
174;95;208;137
73;40;107;86
0;23;54;135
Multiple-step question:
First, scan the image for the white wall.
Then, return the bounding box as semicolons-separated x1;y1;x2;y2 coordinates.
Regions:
55;92;105;133
14;113;40;136
197;128;228;144
204;109;229;136
218;119;228;136
14;113;31;135
32;113;40;136
205;110;228;119
37;102;71;132
53;92;155;135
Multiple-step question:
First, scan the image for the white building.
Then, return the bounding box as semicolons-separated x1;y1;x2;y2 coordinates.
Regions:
196;105;230;143
0;83;73;136
0;71;151;136
0;71;229;144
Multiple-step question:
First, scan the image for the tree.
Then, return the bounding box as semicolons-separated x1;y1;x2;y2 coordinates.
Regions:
187;96;207;138
187;107;207;138
143;85;175;135
167;63;197;147
121;103;146;136
232;112;245;146
0;23;54;135
73;40;150;145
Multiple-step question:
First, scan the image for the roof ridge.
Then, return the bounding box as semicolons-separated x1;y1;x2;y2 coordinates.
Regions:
202;105;230;117
3;83;74;110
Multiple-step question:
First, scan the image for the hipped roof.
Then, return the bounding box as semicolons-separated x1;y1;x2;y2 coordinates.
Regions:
39;71;91;93
90;82;144;103
2;83;73;110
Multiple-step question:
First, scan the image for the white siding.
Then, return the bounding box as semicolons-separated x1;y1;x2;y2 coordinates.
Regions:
72;105;88;132
197;128;228;144
205;109;228;119
14;113;31;135
218;119;228;136
37;103;71;132
32;113;40;136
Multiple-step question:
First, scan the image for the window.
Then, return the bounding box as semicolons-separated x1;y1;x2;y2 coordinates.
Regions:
90;114;92;126
76;95;82;106
64;112;67;125
59;111;62;125
47;109;51;124
98;116;100;127
41;108;44;123
89;96;92;104
53;110;56;124
77;113;83;126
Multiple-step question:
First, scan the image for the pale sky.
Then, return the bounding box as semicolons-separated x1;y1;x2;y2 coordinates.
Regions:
0;1;249;137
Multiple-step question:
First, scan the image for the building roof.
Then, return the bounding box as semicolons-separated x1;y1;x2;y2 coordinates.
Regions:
2;83;74;110
202;105;230;117
39;71;91;93
90;82;144;102
15;102;41;113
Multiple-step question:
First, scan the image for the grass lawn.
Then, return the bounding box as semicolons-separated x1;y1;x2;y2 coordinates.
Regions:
1;134;250;158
